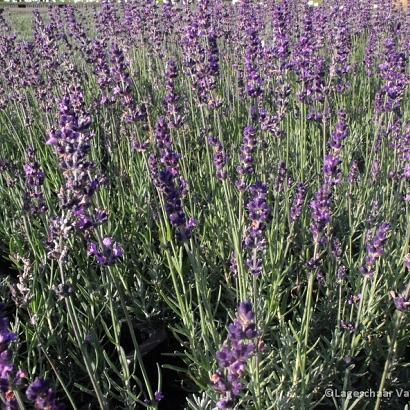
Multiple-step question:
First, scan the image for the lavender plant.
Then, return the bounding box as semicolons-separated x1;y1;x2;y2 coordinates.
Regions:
0;1;409;409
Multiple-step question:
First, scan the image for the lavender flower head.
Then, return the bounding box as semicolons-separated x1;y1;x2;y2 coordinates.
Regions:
23;147;47;216
348;160;360;185
208;136;228;181
0;318;16;372
324;111;349;185
323;154;342;185
274;161;287;193
150;117;196;240
182;4;221;109
91;39;115;107
242;182;270;276
244;24;263;99
211;301;259;409
154;391;164;402
46;92;94;217
340;320;356;333
375;38;408;118
393;295;410;312
329;111;349;153
26;378;65;410
290;182;306;221
310;183;332;246
360;223;391;278
271;2;290;67
236;126;257;191
23;149;45;187
329;13;352;92
46;90;114;259
229;252;238;276
88;237;124;266
0;308;19;409
164;59;183;129
111;43;138;123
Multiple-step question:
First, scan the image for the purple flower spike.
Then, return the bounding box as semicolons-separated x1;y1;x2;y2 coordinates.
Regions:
111;43;140;123
23;148;47;216
212;301;259;408
238;301;254;328
229;252;238;276
275;161;287;193
155;391;164;402
182;1;221;109
102;237;113;247
370;160;380;182
26;378;64;410
150;117;195;241
209;136;228;181
348;160;359;185
88;237;124;266
393;296;410;312
0;310;18;408
324;111;349;186
310;183;332;246
46;136;58;146
323;154;342;185
216;398;234;409
360;223;391;278
375;38;407;118
46;89;110;259
340;320;356;333
329;111;349;152
290;182;306;221
236;126;257;191
242;182;270;276
90;39;115;108
164;59;183;129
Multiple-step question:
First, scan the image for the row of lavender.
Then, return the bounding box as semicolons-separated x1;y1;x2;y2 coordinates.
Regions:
0;0;409;408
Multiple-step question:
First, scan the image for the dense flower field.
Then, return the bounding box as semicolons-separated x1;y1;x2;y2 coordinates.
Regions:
0;0;409;409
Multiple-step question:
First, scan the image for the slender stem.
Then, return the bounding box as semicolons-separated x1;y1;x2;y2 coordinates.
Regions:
107;267;156;406
58;256;107;410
